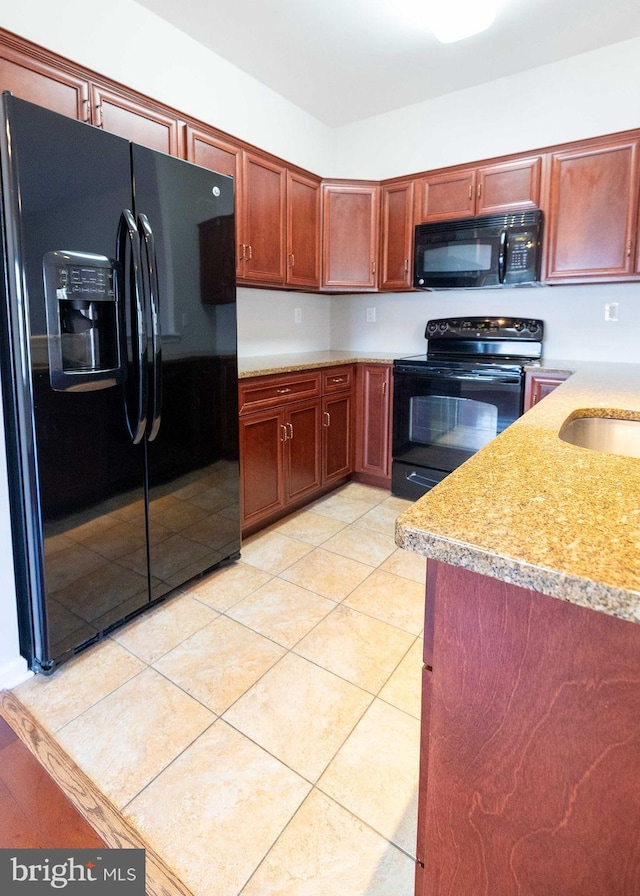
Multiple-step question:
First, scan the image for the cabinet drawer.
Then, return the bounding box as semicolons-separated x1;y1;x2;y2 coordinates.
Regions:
322;365;354;394
239;370;321;414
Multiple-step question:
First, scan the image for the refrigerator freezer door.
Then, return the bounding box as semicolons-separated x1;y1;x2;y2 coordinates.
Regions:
1;96;150;671
132;145;240;598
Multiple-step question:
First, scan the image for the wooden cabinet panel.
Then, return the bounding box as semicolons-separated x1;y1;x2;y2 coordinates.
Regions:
0;45;88;120
355;364;392;483
523;371;569;411
286;170;321;288
239;409;285;527
239;371;321;415
417;158;543;223
285;400;322;502
323;393;352;484
545;140;640;281
476;156;541;214
186;126;242;180
416;169;475;223
322;183;379;290
418;561;640;896
379;180;415;290
91;85;182;155
240;152;287;285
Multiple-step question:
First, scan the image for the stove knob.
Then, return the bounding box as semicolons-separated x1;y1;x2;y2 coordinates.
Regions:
427;321;438;334
438;321;448;332
528;321;539;333
514;320;524;331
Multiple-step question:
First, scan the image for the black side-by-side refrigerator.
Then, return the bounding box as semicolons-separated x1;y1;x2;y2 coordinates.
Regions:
0;94;240;674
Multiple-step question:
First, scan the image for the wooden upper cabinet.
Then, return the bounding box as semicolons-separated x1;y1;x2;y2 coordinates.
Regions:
416;168;475;222
416;157;542;223
322;182;380;290
379;180;415;290
0;41;88;120
90;85;182;155
545;139;640;282
286;170;321;289
476;156;541;214
186;126;243;277
240;151;287;285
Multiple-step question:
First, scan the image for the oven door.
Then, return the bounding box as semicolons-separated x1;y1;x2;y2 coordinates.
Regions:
392;363;523;499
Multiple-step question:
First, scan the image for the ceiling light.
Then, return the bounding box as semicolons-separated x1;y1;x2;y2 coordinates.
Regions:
425;0;501;43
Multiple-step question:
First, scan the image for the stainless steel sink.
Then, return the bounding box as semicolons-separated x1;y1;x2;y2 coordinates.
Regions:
558;412;640;459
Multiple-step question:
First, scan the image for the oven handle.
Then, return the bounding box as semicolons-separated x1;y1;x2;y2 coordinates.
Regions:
454;374;522;384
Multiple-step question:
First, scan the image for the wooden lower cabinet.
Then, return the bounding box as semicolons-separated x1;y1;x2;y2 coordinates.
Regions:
239;366;354;533
354;363;392;486
523;370;570;410
416;560;640;896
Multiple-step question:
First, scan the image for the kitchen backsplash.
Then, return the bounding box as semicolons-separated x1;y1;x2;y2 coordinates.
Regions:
237;283;640;363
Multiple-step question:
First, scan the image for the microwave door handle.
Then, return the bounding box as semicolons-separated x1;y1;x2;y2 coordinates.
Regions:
498;229;507;283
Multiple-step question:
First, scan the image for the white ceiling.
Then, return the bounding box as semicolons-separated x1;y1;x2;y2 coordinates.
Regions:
137;0;640;127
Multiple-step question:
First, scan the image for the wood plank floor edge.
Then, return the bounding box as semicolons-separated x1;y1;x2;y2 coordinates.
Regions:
0;689;194;896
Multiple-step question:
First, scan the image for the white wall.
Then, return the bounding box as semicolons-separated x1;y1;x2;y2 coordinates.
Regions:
328;283;640;361
1;0;332;175
330;36;640;179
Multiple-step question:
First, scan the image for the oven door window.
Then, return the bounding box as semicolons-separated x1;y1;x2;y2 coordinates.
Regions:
410;396;498;452
393;370;522;474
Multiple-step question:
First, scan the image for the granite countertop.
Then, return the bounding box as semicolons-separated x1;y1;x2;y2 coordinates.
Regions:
395;360;640;623
237;350;397;378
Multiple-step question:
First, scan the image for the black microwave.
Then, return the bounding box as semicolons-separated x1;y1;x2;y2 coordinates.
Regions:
414;209;542;289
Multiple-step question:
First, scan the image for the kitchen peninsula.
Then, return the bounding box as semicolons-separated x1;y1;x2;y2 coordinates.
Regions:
396;361;640;896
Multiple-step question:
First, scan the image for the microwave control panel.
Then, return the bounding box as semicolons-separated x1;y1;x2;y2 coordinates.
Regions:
508;231;536;271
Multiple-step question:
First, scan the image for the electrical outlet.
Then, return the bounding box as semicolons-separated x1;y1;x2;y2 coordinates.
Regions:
294;307;302;324
365;307;377;323
604;302;619;321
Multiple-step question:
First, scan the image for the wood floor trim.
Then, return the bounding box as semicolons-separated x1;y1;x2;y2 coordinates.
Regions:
0;689;194;896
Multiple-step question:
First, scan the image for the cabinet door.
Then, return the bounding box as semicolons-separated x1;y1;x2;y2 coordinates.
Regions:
286;170;321;289
322;393;352;484
379;180;415;290
322;183;379;289
241;151;287;285
356;364;392;479
186;126;243;278
476;156;542;215
240;408;285;529
416;169;475;223
523;372;569;411
90;85;182;155
0;43;88;120
545;140;640;281
284;400;322;503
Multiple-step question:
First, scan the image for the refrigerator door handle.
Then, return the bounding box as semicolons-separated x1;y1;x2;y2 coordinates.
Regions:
138;213;162;442
117;209;147;444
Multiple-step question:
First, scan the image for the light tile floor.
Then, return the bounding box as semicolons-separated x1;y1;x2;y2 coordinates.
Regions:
13;483;425;896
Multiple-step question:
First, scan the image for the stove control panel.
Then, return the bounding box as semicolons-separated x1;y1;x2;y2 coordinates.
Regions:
425;317;544;340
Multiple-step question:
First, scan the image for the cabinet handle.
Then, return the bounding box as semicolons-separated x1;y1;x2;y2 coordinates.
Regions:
323;411;330;427
96;102;103;128
468;184;472;200
82;98;90;124
627;240;633;257
404;258;409;273
330;376;346;384
477;183;482;200
289;253;295;268
382;380;387;395
247;244;253;260
238;243;245;261
280;424;288;442
371;260;376;274
286;422;294;440
276;387;292;394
